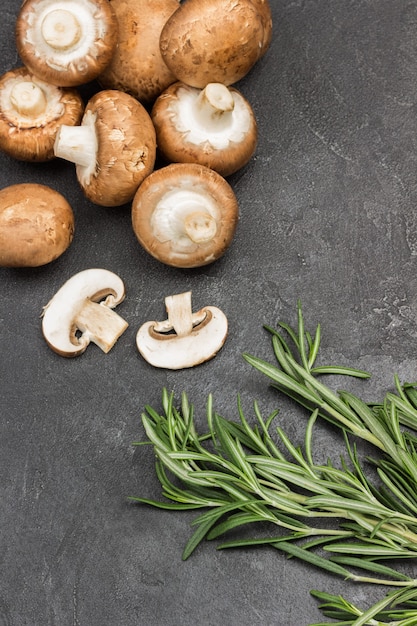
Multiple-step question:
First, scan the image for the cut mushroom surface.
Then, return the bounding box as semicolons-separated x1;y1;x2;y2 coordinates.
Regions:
131;163;239;268
0;66;84;161
54;89;156;206
151;82;258;176
136;291;228;369
16;0;118;87
42;268;128;357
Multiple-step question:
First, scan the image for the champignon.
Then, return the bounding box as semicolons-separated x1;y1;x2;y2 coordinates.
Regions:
159;0;268;88
98;0;179;104
42;268;128;357
0;66;84;162
136;291;228;369
15;0;118;87
0;183;74;267
151;82;257;176
131;163;239;268
54;89;156;207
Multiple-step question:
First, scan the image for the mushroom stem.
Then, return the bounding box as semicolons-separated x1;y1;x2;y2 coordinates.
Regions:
41;9;82;50
154;291;205;337
194;83;235;131
10;81;47;117
54;119;98;169
184;211;217;243
74;298;128;353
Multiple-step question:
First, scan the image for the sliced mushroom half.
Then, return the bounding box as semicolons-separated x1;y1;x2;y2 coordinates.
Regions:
136;291;228;369
16;0;118;87
42;268;128;357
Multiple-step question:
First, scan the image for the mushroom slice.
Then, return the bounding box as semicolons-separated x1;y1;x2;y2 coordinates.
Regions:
151;82;258;176
42;268;128;357
131;163;239;268
0;66;84;162
136;291;228;369
16;0;118;87
54;89;156;207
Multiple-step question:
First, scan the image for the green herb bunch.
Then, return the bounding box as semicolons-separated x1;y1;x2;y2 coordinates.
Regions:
132;303;417;625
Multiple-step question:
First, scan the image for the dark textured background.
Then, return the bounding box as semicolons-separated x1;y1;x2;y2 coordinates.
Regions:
1;1;417;624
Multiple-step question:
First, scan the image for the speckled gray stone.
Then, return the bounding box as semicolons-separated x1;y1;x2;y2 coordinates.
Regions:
1;2;417;625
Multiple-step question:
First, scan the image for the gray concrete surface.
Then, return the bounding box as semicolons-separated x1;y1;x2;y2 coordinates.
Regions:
1;1;417;624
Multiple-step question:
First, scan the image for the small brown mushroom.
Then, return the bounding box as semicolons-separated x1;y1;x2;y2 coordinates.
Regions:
159;0;268;88
136;291;228;369
131;163;239;268
0;183;74;267
0;66;84;162
98;0;179;105
15;0;118;87
151;82;258;176
54;90;157;207
42;268;128;357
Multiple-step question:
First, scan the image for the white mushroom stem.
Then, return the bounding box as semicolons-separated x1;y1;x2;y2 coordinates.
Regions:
151;189;219;248
54;112;98;169
136;291;228;370
154;291;206;337
41;9;82;50
10;81;47;117
194;83;235;132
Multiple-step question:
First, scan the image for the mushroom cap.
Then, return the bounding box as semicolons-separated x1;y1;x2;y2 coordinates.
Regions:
151;82;258;176
0;183;74;267
76;90;157;207
131;163;239;268
42;268;128;357
250;0;273;58
159;0;266;88
0;66;84;162
98;0;179;104
15;0;119;87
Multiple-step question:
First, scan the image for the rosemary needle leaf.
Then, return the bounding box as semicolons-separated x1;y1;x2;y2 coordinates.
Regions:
271;541;353;579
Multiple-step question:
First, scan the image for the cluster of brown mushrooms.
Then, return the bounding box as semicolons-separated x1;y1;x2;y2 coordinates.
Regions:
0;0;272;366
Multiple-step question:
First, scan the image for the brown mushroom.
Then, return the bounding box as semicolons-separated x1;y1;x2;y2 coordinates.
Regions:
131;163;239;268
15;0;118;87
151;82;257;176
54;90;157;207
159;0;268;88
0;66;84;162
0;183;74;267
98;0;179;105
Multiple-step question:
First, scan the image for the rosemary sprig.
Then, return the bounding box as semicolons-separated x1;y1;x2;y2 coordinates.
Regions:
132;303;417;624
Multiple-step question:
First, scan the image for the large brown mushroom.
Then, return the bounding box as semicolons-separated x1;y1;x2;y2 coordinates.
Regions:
15;0;118;87
0;66;84;162
0;183;74;267
131;163;239;268
151;81;258;176
54;90;157;207
159;0;270;88
99;0;179;105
